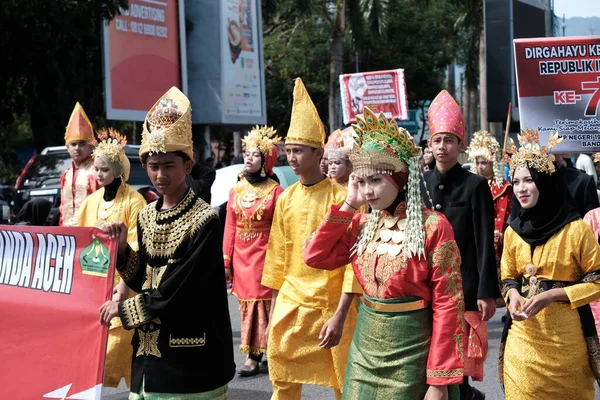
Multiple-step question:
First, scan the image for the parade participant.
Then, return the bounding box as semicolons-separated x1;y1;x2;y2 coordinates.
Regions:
99;87;235;399
222;125;284;376
424;90;498;400
261;78;361;400
303;107;465;399
78;128;147;388
325;127;354;186
510;152;599;220
422;145;436;172
59;102;98;226
500;130;600;399
320;149;329;176
467;130;513;304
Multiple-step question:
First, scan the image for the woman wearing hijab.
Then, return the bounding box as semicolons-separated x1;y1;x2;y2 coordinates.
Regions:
77;128;147;388
500;130;600;399
303;108;464;399
222;126;283;376
15;198;52;225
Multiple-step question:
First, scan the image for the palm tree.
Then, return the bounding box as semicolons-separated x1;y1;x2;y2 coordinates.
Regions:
453;0;483;141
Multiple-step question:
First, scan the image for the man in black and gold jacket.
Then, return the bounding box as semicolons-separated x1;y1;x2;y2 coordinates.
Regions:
423;90;498;400
100;87;235;398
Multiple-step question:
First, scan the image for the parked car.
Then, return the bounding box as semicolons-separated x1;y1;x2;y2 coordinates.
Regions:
0;184;11;224
13;145;155;219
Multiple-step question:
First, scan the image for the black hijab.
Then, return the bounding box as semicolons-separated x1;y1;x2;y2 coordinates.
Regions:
509;165;580;248
16;198;52;226
103;177;122;201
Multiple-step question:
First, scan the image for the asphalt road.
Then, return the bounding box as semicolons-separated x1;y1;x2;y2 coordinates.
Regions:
103;295;600;399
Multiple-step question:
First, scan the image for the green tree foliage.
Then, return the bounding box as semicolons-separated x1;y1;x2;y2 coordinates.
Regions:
262;0;460;137
0;0;126;178
262;9;331;135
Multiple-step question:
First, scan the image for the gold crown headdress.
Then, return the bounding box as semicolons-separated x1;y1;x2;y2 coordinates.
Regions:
350;108;421;176
93;128;127;162
350;107;425;260
242;126;281;156
593;153;600;163
466;130;505;186
92;128;130;181
505;129;563;175
140;87;193;161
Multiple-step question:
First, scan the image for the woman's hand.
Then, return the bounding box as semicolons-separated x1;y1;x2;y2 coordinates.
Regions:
507;289;528;321
522;290;557;318
345;173;365;210
424;385;448;400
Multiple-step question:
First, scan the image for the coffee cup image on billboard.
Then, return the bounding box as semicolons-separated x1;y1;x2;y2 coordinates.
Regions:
228;19;242;64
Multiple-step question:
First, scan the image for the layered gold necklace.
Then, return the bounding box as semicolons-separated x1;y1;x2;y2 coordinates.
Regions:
233;178;277;241
96;185;124;225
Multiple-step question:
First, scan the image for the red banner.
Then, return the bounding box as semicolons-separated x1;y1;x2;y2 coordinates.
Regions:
339;69;409;125
0;225;116;399
514;36;600;152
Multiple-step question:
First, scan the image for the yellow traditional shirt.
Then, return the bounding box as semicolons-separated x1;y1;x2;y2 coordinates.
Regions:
262;177;361;389
262;178;361;306
78;183;147;252
501;219;600;308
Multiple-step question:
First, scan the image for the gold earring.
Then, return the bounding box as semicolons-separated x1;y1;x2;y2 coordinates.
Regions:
260;166;266;177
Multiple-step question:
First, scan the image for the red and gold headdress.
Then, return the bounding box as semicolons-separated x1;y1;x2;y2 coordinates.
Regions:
242;126;281;176
350;107;425;259
326;127;354;160
505;128;563;175
427;90;465;141
242;126;281;157
64;102;94;145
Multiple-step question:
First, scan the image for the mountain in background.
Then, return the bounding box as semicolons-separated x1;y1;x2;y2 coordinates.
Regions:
562;16;599;36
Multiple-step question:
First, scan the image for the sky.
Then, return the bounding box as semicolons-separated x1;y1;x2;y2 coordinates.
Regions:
553;0;600;19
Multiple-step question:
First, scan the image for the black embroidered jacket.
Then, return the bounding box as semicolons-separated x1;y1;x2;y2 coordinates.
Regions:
117;189;235;394
424;163;500;311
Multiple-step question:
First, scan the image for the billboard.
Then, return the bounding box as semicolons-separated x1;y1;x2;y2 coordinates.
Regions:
514;36;600;152
186;0;266;125
103;0;187;121
0;225;116;399
339;69;409;125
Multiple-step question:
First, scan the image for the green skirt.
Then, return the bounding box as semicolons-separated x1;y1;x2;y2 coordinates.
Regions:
342;296;459;399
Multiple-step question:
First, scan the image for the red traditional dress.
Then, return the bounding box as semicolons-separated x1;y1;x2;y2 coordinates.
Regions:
491;179;513;294
303;202;465;396
59;102;98;226
223;177;283;356
59;157;98;226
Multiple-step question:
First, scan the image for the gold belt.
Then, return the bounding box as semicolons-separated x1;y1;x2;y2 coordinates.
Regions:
362;297;428;313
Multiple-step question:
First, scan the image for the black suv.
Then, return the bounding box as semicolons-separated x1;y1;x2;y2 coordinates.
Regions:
14;145;154;218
